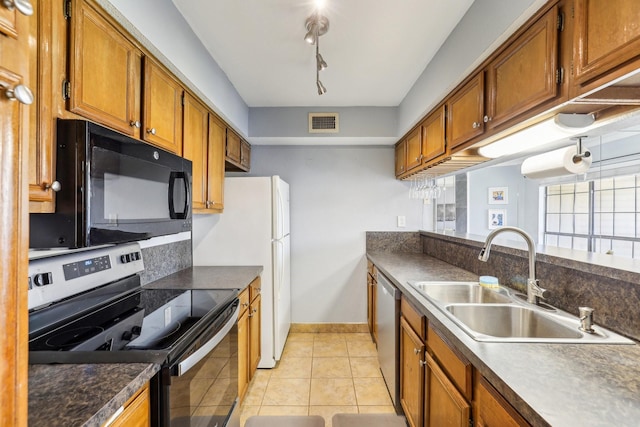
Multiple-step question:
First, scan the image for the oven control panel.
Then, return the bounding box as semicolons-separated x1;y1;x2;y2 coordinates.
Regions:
63;255;111;280
27;243;144;311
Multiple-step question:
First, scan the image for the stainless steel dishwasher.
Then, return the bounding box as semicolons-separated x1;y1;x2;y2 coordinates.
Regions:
376;271;401;412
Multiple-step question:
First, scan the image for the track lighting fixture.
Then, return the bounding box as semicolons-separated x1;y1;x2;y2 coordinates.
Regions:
304;11;329;95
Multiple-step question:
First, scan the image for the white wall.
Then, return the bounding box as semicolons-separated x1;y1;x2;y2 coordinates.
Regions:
467;165;540;239
227;145;423;324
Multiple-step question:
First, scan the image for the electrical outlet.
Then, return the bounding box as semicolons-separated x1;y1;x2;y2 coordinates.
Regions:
397;215;406;227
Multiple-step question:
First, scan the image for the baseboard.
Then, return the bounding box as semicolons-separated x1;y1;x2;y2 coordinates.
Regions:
290;323;369;333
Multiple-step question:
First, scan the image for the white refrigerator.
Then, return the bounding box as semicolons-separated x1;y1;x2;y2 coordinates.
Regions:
193;176;291;368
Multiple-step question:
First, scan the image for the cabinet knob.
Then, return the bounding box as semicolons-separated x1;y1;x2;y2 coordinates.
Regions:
130;120;141;128
242;302;249;308
5;84;33;105
419;359;427;367
483;115;492;123
146;127;156;135
472;121;481;129
413;348;420;355
44;181;61;192
3;0;33;16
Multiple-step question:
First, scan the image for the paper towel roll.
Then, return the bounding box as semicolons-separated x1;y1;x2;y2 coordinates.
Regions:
521;146;592;179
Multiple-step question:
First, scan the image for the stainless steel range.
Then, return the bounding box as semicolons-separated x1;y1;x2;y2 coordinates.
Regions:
28;243;240;427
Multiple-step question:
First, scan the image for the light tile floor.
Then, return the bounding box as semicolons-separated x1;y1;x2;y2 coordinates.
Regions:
239;332;395;427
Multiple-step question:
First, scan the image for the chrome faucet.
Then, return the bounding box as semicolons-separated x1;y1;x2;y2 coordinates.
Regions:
478;226;548;305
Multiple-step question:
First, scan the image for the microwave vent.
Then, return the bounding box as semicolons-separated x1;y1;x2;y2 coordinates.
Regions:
308;113;339;133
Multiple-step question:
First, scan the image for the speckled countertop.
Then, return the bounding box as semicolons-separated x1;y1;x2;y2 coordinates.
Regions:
28;266;262;426
28;363;159;427
367;251;640;427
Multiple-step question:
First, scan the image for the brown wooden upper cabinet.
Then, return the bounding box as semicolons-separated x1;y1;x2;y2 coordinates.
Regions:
405;127;422;171
395;139;407;177
68;0;142;138
421;105;447;164
485;5;560;130
206;114;225;211
182;93;209;211
573;0;640;89
69;0;183;155
225;128;251;171
142;56;183;154
183;94;225;213
446;72;485;150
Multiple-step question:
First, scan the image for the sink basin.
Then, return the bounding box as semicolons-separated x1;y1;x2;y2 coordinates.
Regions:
446;304;582;340
409;281;512;304
407;280;633;344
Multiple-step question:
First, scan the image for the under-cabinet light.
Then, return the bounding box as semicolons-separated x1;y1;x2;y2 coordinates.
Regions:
478;113;596;159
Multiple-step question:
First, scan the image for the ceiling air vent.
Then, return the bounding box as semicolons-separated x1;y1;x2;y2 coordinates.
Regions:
309;113;339;133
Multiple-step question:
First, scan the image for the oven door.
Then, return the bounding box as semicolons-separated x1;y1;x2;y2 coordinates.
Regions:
157;300;240;427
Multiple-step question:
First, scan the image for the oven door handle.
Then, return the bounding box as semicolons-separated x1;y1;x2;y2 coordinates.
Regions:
177;304;240;376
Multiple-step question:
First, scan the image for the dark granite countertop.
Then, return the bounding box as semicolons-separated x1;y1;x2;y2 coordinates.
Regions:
28;265;261;426
142;265;263;290
28;362;159;427
367;251;640;427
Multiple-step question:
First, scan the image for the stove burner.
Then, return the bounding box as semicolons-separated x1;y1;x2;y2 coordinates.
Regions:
45;326;105;350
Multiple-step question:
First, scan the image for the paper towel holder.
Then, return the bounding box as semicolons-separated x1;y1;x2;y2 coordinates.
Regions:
571;136;591;163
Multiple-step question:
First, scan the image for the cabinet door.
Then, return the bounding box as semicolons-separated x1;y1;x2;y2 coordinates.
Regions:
182;93;208;211
421;105;446;164
0;5;17;38
425;355;470;427
486;6;559;130
474;377;530;427
226;129;241;164
400;317;425;427
249;294;261;378
238;309;249;401
207;115;225;211
446;73;484;150
367;273;374;339
108;383;150;427
240;139;251;170
69;0;141;137
574;0;640;85
142;56;183;154
395;140;407;177
405;127;422;171
28;0;55;209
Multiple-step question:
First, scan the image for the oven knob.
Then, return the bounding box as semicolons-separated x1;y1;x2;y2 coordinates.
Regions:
120;254;131;263
33;272;52;287
131;325;142;335
122;330;134;341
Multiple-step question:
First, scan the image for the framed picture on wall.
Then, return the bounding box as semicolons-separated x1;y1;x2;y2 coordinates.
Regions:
488;187;508;204
488;209;506;229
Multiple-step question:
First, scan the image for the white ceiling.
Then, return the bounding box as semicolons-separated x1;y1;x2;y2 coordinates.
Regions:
171;0;475;108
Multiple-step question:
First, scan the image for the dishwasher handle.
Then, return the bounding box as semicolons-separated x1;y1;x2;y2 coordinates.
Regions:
377;273;400;300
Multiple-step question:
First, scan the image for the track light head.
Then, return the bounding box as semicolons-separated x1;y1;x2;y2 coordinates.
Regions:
317;80;327;95
316;53;328;70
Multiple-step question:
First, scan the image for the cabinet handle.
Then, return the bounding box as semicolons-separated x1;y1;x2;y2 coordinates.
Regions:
130;120;141;128
472;121;481;129
43;181;61;192
3;0;33;16
483;115;492;123
146;128;157;135
5;84;33;105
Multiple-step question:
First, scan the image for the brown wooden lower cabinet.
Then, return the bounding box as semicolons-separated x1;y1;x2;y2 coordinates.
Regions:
238;277;262;402
474;376;530;427
106;382;150;427
366;261;377;344
400;316;425;427
426;354;470;427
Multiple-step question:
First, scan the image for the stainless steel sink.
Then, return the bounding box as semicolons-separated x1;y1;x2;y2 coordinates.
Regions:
408;280;634;344
409;281;512;304
446;304;582;339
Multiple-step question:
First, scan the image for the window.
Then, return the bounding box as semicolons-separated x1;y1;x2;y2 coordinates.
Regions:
543;174;640;258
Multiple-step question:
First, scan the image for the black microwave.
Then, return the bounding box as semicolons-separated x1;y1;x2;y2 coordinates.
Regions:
30;119;192;249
